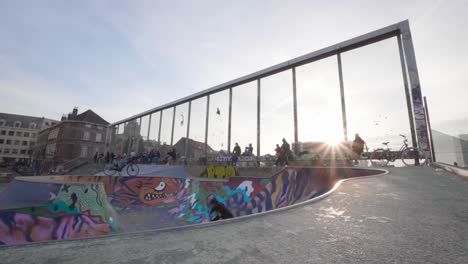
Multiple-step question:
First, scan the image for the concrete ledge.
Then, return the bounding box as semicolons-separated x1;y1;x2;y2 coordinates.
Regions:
433;162;468;178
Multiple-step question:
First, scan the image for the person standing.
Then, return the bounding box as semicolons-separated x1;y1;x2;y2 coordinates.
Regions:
248;144;253;156
93;152;98;163
352;133;367;165
276;138;291;166
105;152;110;164
233;143;241;156
110;152;116;164
275;144;281;156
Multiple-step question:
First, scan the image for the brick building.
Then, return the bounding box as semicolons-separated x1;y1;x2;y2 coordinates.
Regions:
35;107;110;171
0;113;58;164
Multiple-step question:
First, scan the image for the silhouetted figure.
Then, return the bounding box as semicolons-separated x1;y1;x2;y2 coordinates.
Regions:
164;148;177;164
209;198;233;221
105;152;110;164
275;144;281;155
233;143;241;156
93;152;98;163
248;144;253;156
352;133;367;164
155;150;161;163
275;138;291;166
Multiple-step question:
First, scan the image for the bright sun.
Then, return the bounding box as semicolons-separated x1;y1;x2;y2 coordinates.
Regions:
326;137;343;146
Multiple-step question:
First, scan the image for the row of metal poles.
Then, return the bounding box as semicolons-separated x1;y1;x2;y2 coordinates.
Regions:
112;34;418;160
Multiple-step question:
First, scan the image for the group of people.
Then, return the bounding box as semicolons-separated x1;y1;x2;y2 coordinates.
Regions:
232;143;254;157
228;138;292;166
274;138;291;166
230;143;254;166
122;148;178;165
94;147;179;166
93;152;116;164
144;149;161;163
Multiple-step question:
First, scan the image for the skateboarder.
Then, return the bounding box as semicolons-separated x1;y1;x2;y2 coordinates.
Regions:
209;198;233;221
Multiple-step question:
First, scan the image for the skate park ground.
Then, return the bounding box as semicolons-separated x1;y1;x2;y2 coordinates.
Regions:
0;166;467;264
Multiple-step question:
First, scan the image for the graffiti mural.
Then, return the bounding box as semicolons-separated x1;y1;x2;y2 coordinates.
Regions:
0;182;117;245
412;84;429;152
206;165;238;178
0;167;384;245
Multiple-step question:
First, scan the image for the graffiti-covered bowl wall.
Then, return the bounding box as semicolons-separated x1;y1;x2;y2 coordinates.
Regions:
0;167;386;245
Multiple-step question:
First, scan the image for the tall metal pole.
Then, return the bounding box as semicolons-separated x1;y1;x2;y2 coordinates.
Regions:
170;106;176;146
400;21;429;153
138;117;142;135
147;114;152;141
204;95;210;161
337;53;348;142
126;122;131;155
292;68;299;154
185;101;192;163
158;111;163;146
227;87;233;154
257;79;261;157
424;96;436;162
397;34;417;148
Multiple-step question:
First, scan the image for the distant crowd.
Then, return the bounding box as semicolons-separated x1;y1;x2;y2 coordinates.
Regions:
93;148;179;166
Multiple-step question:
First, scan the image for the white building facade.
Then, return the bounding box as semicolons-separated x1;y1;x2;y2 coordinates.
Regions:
0;113;58;164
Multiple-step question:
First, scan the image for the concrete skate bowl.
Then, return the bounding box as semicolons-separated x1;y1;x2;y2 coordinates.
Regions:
0;167;386;246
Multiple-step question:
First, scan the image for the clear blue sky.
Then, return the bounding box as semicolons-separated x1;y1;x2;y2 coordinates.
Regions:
1;0;467;151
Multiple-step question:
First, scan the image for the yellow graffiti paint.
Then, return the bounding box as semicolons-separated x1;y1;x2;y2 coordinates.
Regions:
206;165;238;178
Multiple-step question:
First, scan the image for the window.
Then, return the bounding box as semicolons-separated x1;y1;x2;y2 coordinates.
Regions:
96;133;102;142
22;141;28;146
1;130;5;135
46;143;55;155
4;149;9;154
45;122;50;126
48;128;59;140
85;124;92;128
16;131;22;137
29;141;35;146
97;126;104;130
0;120;5;126
51;122;56;126
14;121;21;128
8;131;14;136
83;131;90;140
13;140;20;145
81;146;88;157
24;132;30;137
20;149;26;154
29;123;36;129
0;139;3;144
6;140;11;145
12;149;18;154
0;149;2;154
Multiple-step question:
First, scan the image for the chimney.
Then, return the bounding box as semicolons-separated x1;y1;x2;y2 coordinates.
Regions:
61;114;67;121
72;107;78;116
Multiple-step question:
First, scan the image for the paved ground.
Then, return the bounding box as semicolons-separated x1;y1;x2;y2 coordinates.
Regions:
1;167;467;264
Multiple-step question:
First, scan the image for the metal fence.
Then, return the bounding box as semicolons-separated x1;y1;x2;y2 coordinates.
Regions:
107;20;431;163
